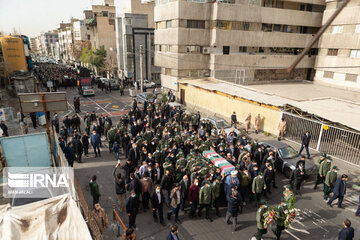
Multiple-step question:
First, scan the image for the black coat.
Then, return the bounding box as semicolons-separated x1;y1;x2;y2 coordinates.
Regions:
113;168;126;195
301;134;311;147
126;196;138;214
151;190;165;209
128;178;140;195
227;193;241;217
82;135;89;147
180;179;190;201
161;175;173;191
338;227;354;240
254;150;264;166
128;148;140;165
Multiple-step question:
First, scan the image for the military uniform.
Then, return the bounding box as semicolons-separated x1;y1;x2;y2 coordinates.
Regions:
198;183;214;221
256;205;268;240
314;157;331;189
274;203;287;240
252;174;266;206
324;168;338;200
107;128;117;150
283;187;295;209
212;178;221;216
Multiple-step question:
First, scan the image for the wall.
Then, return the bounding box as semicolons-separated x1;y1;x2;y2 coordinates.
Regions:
178;83;281;135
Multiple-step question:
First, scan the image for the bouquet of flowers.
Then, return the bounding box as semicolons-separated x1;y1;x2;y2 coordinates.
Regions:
284;208;299;229
263;209;276;228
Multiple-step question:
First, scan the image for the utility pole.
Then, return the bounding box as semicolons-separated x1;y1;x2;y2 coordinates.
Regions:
139;45;144;93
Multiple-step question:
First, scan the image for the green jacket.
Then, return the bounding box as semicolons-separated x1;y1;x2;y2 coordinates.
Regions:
199;184;213;205
212;180;221;198
274;204;287;226
107;128;116;142
324;171;337;186
240;172;251;187
252;176;265;194
256;207;267;229
318;161;331;176
89;180;100;197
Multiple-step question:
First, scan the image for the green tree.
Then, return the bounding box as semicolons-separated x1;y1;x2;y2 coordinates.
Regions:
79;45;107;74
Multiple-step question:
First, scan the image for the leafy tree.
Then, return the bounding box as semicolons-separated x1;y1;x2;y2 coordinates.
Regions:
79;45;107;74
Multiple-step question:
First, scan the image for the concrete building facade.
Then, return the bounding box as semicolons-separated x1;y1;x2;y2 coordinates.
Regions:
314;0;360;91
58;23;74;63
85;0;117;76
154;0;325;92
115;0;160;82
39;31;59;57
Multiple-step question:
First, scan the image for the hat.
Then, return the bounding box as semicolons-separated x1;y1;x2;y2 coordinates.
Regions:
285;184;292;189
260;199;267;205
332;166;339;170
231;170;238;176
327;156;333;161
321;153;327;157
258;172;263;176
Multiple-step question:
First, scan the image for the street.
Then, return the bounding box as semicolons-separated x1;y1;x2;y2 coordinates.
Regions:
58;87;360;240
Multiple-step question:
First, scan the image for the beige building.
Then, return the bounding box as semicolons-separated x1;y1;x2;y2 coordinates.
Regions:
154;0;325;92
314;0;360;91
85;0;117;76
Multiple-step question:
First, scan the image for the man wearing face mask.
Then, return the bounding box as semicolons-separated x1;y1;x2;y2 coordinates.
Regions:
240;169;251;205
255;200;268;240
188;178;200;218
293;163;305;195
224;187;242;232
224;170;240;202
198;181;214;222
252;172;266;207
168;183;182;223
126;190;138;229
212;176;222;217
180;175;190;211
314;156;332;190
327;174;348;209
151;185;165;225
324;166;339;200
263;162;274;197
299;131;311;159
273;199;288;240
283;184;295;209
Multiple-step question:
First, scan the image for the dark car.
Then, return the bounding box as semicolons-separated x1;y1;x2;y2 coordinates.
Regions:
259;140;317;179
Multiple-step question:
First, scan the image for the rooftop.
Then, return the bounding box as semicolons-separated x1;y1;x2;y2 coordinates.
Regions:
179;78;360;131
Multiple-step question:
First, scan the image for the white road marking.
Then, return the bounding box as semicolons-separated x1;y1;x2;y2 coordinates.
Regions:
285;230;301;240
67;101;74;111
64;110;73;117
104;103;110;108
312;221;329;232
87;97;112;116
289;225;310;234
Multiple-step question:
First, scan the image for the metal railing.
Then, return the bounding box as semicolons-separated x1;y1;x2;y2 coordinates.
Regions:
282;112;360;166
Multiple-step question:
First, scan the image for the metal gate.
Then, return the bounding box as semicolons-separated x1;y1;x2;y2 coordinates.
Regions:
282;112;360;166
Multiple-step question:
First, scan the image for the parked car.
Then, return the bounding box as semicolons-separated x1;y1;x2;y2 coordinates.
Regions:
168;102;190;114
105;79;120;90
136;92;155;104
136;79;156;88
259;140;317;179
200;117;241;136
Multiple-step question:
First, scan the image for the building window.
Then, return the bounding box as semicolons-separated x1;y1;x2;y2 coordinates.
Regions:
350;50;360;58
263;0;274;7
323;71;334;79
239;46;247;52
327;49;338;56
166;20;172;28
345;73;357;82
156;22;162;29
273;24;281;32
262;24;272;32
126;18;132;25
332;25;343;33
102;11;108;17
355;24;360;33
214;21;230;30
187;20;205;29
223;46;230;55
87;35;91;40
186;46;201;53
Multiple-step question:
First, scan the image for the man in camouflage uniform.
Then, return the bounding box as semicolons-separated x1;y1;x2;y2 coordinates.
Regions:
314;154;332;190
283;184;295;209
324;166;339;200
198;181;214;222
273;199;288;240
255;200;268;240
252;172;266;207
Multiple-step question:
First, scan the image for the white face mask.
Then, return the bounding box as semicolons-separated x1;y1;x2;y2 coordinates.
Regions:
194;182;198;186
269;168;273;171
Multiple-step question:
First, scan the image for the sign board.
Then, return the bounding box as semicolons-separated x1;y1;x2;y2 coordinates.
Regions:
0;108;5;121
18;92;68;113
80;77;91;86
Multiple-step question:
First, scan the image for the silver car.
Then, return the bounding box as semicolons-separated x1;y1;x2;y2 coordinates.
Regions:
259;140;317;179
136;92;154;104
200;117;241;136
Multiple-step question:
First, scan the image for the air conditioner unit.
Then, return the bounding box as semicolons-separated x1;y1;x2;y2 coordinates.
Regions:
202;47;210;54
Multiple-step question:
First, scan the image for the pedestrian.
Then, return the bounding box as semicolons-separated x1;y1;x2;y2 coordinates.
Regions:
198;181;214;222
327;174;348;209
299;131;311;159
277;117;286;141
252;172;266;207
90;130;101;157
167;225;179;240
89;175;101;207
244;113;251;133
293;162;305;195
167;183;182;223
64;141;75;167
19;119;28;134
240;169;251;204
254;113;261;134
74;135;83;163
338;219;354;240
114;163;127;213
161;170;173;207
179;174;190;211
283;184;295;209
212;176;221;217
120;84;124;96
122;228;136;240
53;113;60;133
0;120;9;137
113;141;120;160
188;178;200;218
314;154;331;189
140;172;154;211
126;190;138;229
231;112;237;128
224;170;240;202
128;143;140;166
324;166;339;200
91;203;108;236
224;187;241;232
30;112;37;129
255;200;268;240
355;195;360;217
82;132;89;156
273;199;287;240
151;184;165;225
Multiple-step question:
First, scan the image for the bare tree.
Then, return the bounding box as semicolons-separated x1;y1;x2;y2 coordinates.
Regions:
71;40;91;60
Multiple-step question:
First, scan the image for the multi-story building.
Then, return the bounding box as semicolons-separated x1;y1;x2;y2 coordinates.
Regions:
39;31;59;57
154;0;325;92
73;20;89;41
116;0;160;82
314;0;360;91
85;0;117;76
30;37;38;54
58;23;74;63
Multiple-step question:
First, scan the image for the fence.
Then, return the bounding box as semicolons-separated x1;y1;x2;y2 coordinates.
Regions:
282;112;360;166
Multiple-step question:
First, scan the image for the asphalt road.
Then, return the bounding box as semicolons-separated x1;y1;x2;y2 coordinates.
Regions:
58;87;360;240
